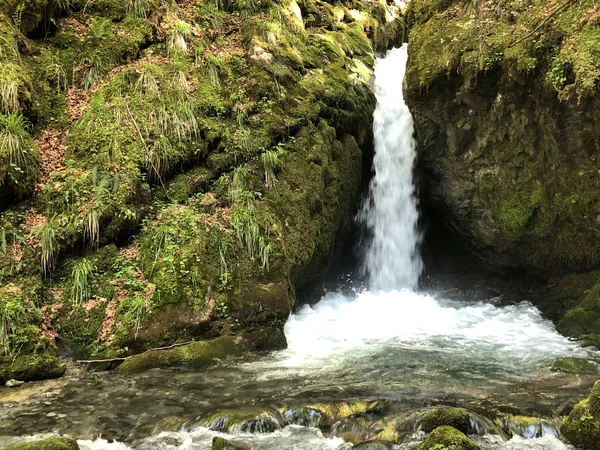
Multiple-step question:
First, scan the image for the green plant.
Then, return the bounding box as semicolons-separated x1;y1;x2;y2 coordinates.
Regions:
261;150;281;188
82;54;103;90
0;74;19;114
166;20;191;56
206;56;221;88
128;0;148;18
0;294;27;356
70;258;96;306
124;295;147;338
219;239;231;286
38;221;57;277
147;137;171;182
0;229;6;255
135;68;160;95
0;113;30;168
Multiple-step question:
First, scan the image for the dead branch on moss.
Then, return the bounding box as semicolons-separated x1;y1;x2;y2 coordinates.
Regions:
509;0;572;48
76;340;196;364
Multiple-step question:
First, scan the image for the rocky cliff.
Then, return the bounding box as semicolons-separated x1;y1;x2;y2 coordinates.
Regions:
405;0;600;345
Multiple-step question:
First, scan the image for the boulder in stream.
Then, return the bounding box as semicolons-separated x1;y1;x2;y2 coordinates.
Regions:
414;426;481;450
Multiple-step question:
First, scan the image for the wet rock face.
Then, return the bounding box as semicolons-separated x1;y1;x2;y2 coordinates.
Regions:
408;74;600;276
405;0;600;277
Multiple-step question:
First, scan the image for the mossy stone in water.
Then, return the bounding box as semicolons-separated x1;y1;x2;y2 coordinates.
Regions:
420;407;471;434
549;357;598;375
0;352;67;385
0;438;79;450
562;379;600;450
211;437;249;449
415;426;481;450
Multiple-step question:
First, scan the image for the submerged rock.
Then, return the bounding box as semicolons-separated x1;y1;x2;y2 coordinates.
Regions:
0;438;79;450
195;408;285;434
414;426;481;450
562;379;600;449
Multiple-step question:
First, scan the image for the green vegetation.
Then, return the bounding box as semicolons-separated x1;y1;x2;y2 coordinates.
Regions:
0;0;402;377
406;0;600;100
70;258;96;306
563;380;600;450
415;426;481;450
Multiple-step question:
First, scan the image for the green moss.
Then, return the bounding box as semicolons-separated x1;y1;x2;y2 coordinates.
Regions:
496;186;543;237
407;0;600;99
0;438;79;450
557;277;600;337
562;380;600;450
549;357;598;375
415;426;481;450
419;407;471;434
0;349;66;384
117;335;241;373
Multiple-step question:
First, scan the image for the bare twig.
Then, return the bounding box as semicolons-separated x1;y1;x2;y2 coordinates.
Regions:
509;0;572;48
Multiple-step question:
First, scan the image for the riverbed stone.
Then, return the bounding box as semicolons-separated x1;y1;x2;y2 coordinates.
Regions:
0;438;79;450
5;379;24;388
562;379;600;450
414;426;481;450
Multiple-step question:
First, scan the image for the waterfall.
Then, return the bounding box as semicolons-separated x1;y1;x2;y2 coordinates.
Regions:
359;44;422;292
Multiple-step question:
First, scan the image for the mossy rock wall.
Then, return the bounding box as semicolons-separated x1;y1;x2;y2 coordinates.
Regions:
406;0;600;276
0;0;404;378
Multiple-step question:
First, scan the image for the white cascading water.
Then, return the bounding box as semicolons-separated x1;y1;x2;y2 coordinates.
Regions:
358;44;422;291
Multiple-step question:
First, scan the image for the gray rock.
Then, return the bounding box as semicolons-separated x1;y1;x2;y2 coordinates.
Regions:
5;379;24;388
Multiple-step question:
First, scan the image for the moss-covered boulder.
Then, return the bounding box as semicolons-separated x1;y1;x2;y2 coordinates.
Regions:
117;329;285;373
562;379;600;450
549;357;598;375
0;438;79;450
406;0;600;276
414;426;481;450
419;407;471;434
211;437;249;450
